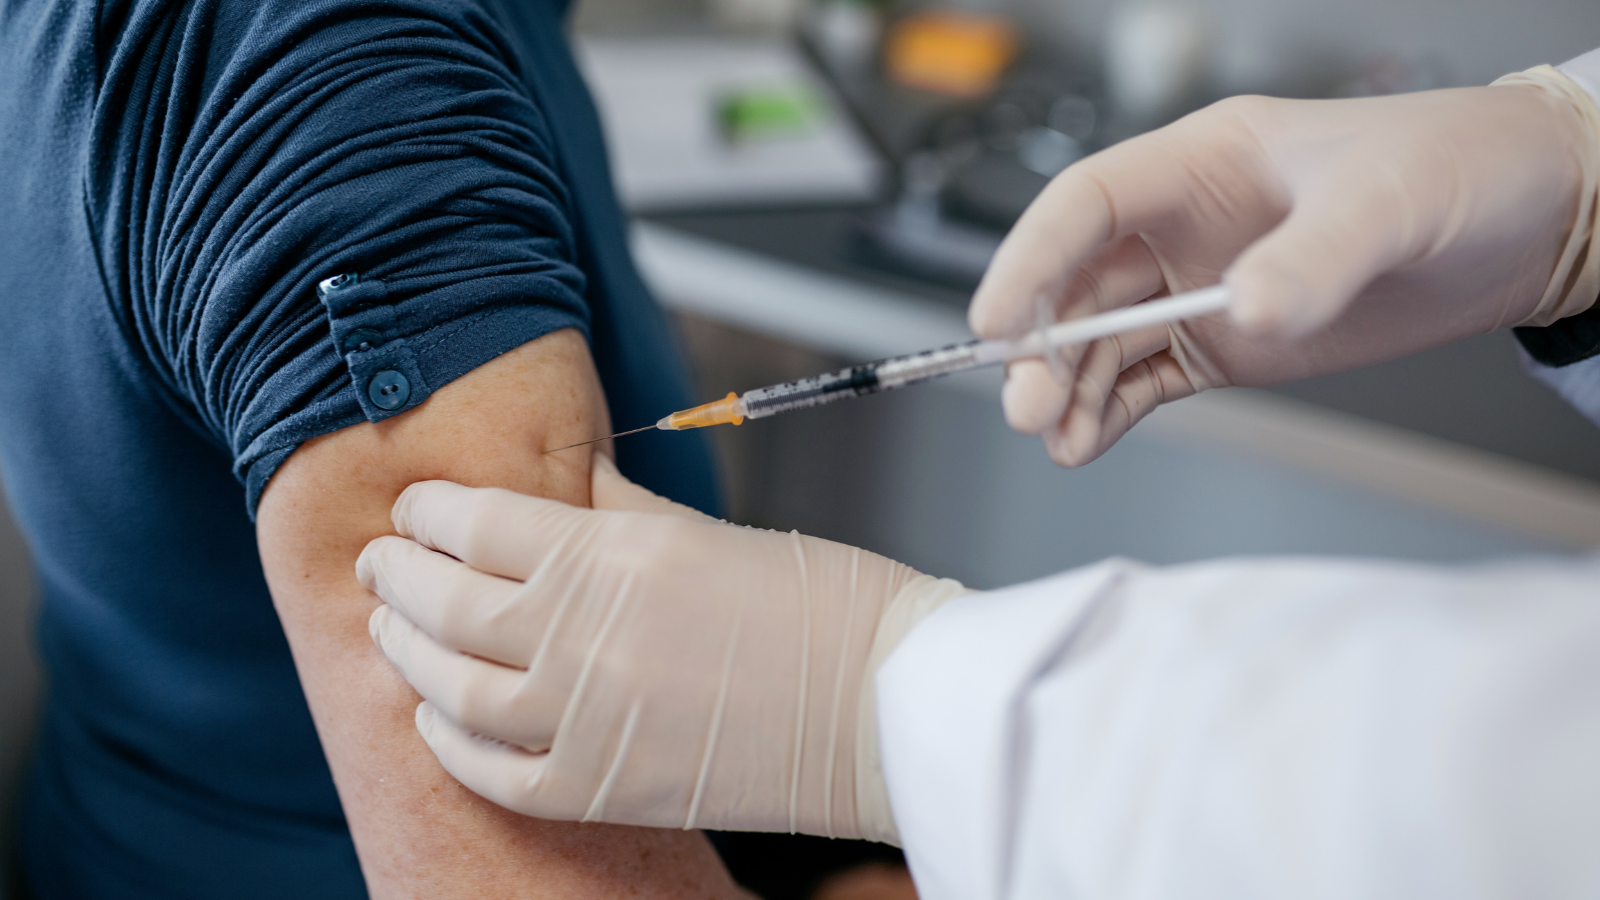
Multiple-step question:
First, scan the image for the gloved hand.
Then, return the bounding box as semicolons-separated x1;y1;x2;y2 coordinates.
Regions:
972;66;1600;468
355;455;969;844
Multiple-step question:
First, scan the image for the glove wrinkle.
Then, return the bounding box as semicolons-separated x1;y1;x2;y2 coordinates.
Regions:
820;548;860;838
583;700;643;823
686;608;744;829
1493;66;1600;327
558;569;636;761
524;560;587;677
1163;321;1226;393
787;529;811;835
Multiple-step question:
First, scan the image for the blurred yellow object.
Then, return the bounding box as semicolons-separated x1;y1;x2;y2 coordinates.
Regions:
884;10;1018;98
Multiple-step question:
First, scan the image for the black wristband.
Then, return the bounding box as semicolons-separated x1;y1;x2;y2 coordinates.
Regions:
1514;300;1600;367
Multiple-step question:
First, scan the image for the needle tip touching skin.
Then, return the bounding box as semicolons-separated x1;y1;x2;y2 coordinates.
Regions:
542;425;657;454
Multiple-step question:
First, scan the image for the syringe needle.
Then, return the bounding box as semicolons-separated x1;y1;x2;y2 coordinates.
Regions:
542;424;657;454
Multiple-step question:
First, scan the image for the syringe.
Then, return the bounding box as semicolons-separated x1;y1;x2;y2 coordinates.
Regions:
545;285;1229;453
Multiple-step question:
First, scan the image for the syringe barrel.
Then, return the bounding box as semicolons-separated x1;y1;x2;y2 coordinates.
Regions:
740;340;985;420
725;288;1230;423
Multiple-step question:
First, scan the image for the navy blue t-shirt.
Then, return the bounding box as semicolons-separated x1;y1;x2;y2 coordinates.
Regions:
0;0;717;895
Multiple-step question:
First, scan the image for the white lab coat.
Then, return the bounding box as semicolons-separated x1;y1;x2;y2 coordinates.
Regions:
873;48;1600;900
877;556;1600;900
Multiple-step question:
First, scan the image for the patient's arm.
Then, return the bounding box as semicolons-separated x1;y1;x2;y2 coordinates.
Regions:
256;328;741;898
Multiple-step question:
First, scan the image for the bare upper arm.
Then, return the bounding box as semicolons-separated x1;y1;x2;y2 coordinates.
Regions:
256;328;740;898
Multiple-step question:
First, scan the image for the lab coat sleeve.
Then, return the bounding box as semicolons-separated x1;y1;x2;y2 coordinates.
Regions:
1559;47;1600;100
874;555;1600;900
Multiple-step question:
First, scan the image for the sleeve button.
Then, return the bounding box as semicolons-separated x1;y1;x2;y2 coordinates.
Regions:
317;272;359;298
342;328;384;353
368;370;411;410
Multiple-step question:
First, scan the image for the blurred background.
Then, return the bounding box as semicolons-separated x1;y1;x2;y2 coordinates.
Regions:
6;0;1600;896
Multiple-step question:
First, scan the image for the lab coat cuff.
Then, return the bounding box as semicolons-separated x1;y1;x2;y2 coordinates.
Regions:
855;574;974;846
1559;47;1600;109
873;559;1140;900
1517;343;1600;428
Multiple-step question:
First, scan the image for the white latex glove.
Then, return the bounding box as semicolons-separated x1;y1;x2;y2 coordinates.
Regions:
972;66;1600;468
355;455;969;844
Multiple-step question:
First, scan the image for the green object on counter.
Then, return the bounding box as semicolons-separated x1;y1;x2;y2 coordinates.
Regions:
716;83;826;144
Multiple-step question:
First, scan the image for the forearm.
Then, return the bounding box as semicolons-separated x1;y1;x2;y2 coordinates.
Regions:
258;330;738;897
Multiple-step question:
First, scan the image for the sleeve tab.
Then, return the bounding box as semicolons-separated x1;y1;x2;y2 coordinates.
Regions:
317;272;431;421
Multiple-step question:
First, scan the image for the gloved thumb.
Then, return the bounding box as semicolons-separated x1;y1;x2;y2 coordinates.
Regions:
589;453;718;522
1227;178;1414;340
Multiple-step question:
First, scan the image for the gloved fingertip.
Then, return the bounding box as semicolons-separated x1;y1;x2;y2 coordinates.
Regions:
354;539;383;592
367;604;391;647
969;295;1033;342
589;451;628;498
1230;288;1332;342
1225;285;1266;330
1044;404;1113;468
391;480;460;540
356;535;422;599
969;267;1039;338
966;294;1002;339
1002;362;1070;435
415;701;437;739
1001;382;1036;433
1227;235;1363;342
390;482;424;539
1223;262;1282;329
1043;429;1084;469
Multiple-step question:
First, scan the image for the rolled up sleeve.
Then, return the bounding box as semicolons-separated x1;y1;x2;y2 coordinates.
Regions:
86;1;593;514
